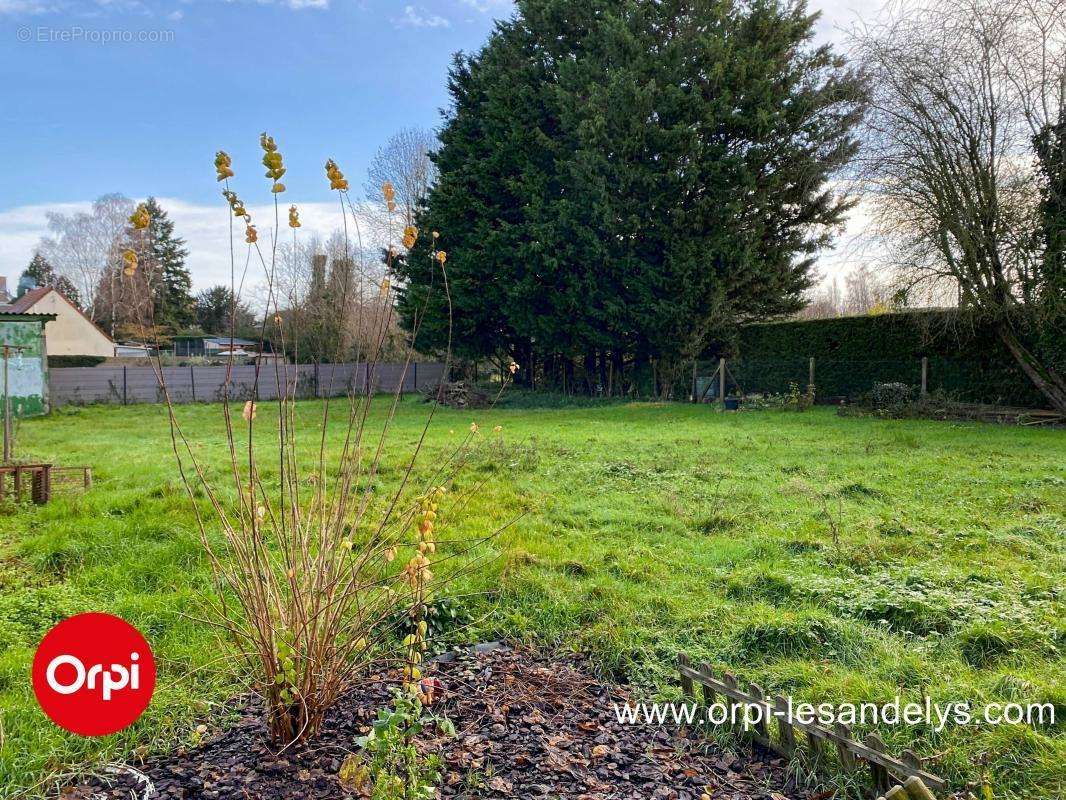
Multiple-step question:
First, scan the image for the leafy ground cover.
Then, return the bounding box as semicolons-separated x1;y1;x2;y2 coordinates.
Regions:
0;400;1062;798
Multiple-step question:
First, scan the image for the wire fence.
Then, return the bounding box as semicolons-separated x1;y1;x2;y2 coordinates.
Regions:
694;356;1046;408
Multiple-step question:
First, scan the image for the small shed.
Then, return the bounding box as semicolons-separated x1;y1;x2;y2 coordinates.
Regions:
173;335;272;359
0;311;56;417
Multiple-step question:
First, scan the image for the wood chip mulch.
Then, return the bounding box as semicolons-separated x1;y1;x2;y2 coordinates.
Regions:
61;646;813;800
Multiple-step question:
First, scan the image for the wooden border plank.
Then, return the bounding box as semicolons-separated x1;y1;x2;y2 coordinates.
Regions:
678;662;947;790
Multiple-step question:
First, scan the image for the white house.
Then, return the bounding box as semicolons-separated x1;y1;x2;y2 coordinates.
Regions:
0;286;115;358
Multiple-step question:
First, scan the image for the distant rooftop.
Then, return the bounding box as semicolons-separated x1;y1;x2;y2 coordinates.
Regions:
0;285;51;314
174;335;260;347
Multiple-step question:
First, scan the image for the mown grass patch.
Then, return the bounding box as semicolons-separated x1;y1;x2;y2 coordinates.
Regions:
0;401;1062;798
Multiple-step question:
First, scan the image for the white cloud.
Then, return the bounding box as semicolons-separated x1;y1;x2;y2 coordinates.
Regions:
284;0;329;9
0;0;55;13
457;0;512;12
394;5;450;28
810;0;885;48
0;197;383;299
0;203;86;289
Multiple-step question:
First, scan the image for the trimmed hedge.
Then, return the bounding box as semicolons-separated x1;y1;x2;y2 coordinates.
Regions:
715;310;1063;409
47;355;107;368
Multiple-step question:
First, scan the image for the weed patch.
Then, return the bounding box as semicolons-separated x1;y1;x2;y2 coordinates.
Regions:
731;614;859;663
725;570;795;604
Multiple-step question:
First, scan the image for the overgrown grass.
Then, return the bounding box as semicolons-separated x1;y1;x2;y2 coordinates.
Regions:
1;401;1063;798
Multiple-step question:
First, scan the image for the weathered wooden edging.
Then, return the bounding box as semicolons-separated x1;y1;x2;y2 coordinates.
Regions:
677;654;948;796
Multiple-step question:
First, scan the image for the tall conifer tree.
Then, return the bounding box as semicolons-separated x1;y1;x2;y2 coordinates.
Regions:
21;252;82;307
143;197;195;330
395;0;865;394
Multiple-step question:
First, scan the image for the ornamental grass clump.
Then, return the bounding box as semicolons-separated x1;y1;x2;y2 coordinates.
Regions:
125;133;514;746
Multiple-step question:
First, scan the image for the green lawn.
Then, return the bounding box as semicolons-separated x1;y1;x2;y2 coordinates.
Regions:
1;399;1063;798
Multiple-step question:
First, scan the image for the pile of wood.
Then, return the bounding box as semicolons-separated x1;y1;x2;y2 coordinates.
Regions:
905;402;1064;426
424;380;491;409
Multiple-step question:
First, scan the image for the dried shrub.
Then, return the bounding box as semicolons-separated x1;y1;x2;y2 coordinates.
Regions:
126;136;517;745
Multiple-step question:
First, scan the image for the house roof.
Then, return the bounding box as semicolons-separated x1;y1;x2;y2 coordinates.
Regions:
0;285;51;314
206;336;259;346
0;285;115;344
174;335;260;346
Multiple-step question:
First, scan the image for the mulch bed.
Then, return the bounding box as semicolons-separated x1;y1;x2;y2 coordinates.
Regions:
62;646;813;800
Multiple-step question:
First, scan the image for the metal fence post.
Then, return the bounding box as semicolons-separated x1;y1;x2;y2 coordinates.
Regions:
719;358;726;403
190;365;196;402
122;366;127;405
413;361;418;392
808;357;815;397
921;356;928;397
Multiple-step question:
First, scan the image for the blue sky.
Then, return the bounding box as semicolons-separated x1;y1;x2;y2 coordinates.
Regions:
1;0;512;205
0;0;879;291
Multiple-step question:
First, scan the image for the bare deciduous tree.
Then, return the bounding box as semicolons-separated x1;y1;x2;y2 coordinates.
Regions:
364;127;438;249
270;231;406;362
852;0;1066;410
797;277;844;319
38;194;133;334
843;264;892;314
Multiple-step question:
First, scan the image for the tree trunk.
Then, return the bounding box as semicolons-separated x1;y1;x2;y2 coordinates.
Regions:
997;324;1066;412
611;350;625;396
584;350;597;395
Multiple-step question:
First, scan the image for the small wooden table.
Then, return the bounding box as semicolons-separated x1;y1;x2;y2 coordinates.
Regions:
0;463;52;504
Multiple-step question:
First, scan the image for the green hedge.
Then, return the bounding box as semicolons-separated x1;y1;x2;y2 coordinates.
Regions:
48;355;106;368
713;311;1063;408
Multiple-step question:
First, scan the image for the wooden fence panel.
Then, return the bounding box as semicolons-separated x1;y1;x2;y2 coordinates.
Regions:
48;367;123;405
677;655;948;794
49;362;445;408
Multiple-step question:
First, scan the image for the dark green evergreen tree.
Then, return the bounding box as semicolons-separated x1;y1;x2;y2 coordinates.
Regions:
195;285;257;337
144;197;195;330
21;252;82;307
1034;120;1066;319
394;0;865;395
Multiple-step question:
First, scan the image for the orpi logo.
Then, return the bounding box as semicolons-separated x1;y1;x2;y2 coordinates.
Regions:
32;612;156;736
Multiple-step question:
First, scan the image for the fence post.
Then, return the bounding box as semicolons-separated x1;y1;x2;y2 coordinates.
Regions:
413;361;418;392
774;693;796;755
921;356;928;397
678;653;694;698
190;365;196;402
122;366;127;405
865;732;892;794
699;663;718;708
314;362;320;398
691;360;698;403
835;722;857;774
808;357;815;398
747;682;770;742
719;358;726;403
